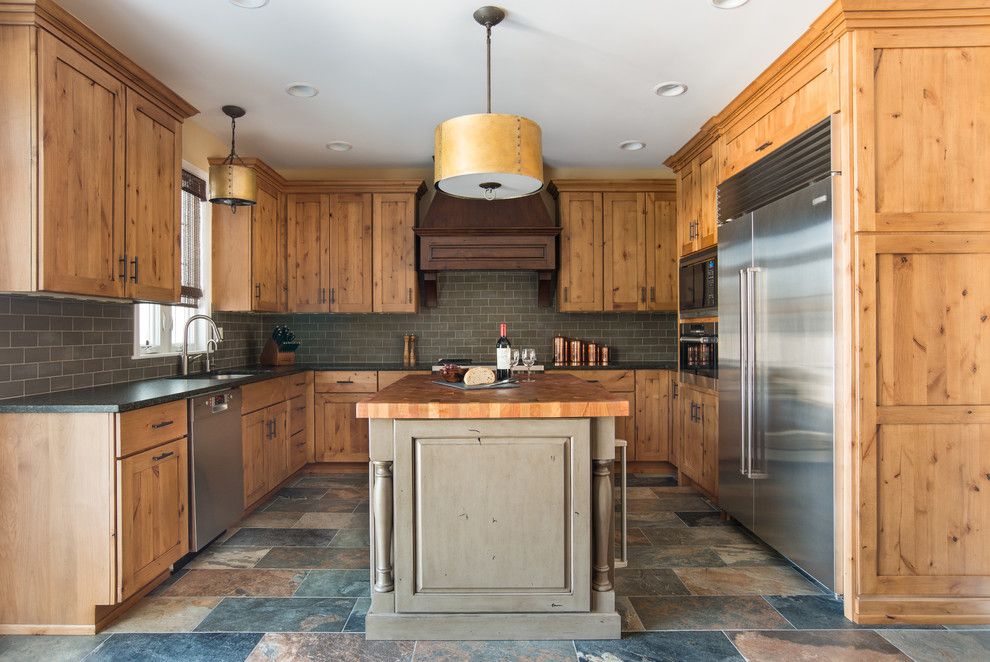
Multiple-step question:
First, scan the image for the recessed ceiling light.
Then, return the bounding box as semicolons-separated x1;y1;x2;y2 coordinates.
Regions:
286;83;319;98
618;141;646;152
229;0;269;8
326;141;353;152
654;81;688;97
711;0;750;8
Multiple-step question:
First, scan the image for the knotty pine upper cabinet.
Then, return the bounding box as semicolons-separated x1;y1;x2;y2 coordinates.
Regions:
550;181;677;313
212;161;288;313
556;192;604;312
674;146;718;258
286;193;330;312
373;193;419;313
328;193;374;312
0;9;196;302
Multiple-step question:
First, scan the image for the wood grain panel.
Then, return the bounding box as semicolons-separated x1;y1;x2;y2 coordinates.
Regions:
315;393;369;462
874;46;990;217
328;193;373;313
373;193;418;313
645;196;678;311
251;185;282;312
124;89;180;302
603;193;647;311
241;408;269;507
38;31;125;298
287;193;328;312
878;424;990;577
314;370;378;393
634;370;672;461
117;399;187;457
557;192;604;312
878;252;990;406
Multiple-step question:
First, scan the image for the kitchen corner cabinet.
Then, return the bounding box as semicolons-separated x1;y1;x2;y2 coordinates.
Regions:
212;162;287;313
678;384;718;498
285;185;424;314
0;11;195;301
314;371;378;462
549;181;676;313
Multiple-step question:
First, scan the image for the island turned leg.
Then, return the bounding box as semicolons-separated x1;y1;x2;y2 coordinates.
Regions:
592;459;613;592
373;461;394;593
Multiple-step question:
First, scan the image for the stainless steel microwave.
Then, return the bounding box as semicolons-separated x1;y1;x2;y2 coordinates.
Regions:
679;247;717;317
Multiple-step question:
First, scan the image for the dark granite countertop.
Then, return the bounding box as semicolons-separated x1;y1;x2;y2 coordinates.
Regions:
0;361;678;413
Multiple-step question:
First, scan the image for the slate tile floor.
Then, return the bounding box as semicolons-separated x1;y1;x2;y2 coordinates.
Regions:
2;472;988;661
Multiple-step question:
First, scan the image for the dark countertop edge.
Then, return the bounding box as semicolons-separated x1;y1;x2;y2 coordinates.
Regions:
0;361;678;413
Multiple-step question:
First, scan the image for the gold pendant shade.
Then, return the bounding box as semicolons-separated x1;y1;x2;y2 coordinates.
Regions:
434;113;543;200
208;163;257;207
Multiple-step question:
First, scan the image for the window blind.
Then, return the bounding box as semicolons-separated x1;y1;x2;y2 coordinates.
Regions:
180;170;205;306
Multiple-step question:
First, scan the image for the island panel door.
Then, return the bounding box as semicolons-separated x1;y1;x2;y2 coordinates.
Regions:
392;419;591;613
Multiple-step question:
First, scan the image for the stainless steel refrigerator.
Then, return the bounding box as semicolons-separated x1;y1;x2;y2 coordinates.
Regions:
717;119;836;591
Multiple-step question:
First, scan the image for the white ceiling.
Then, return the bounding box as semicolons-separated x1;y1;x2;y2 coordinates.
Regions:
56;0;832;170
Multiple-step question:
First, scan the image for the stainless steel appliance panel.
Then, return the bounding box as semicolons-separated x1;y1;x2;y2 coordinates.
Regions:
189;389;244;552
751;178;835;590
716;212;755;531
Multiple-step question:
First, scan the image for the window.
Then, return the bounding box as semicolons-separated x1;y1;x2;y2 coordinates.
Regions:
134;165;212;357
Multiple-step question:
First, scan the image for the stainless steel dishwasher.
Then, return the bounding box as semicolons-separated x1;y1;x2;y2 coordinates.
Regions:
189;388;243;552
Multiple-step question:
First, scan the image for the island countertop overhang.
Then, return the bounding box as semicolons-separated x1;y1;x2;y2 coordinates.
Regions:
356;374;630;419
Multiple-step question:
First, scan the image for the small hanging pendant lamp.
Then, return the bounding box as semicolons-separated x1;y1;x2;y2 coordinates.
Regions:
209;105;257;210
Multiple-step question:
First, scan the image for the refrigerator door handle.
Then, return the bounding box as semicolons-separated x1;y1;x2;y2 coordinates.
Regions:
746;266;768;480
739;268;749;477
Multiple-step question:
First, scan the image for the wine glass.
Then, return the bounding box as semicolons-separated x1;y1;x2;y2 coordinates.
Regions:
521;348;536;382
509;349;520;380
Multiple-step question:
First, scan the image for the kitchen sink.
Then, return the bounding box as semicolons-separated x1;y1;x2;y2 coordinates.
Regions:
209;374;255;380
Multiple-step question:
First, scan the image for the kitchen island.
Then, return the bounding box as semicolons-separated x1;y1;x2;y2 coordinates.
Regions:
356;373;628;640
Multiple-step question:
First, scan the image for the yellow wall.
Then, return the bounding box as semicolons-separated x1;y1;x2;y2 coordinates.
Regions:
181;119;228;173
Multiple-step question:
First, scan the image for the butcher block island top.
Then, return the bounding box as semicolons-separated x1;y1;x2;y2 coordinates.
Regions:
356;373;629;419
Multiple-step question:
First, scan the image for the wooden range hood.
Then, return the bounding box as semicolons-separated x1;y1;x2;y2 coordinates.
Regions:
415;191;560;307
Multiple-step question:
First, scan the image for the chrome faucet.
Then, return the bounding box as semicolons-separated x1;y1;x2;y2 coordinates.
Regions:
182;314;222;376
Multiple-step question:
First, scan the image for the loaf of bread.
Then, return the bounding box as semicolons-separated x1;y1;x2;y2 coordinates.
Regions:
463;367;496;386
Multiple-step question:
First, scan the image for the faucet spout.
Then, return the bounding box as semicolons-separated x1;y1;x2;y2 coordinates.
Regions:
182;314;222;376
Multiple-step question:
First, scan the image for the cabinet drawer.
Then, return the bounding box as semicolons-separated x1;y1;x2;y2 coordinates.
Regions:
286;371;309;400
289;395;306;435
289;430;307;473
117;400;188;457
556;370;635;392
242;376;290;414
315;370;378;393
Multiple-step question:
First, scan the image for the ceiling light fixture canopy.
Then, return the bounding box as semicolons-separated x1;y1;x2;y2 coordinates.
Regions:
209;105;257;211
434;6;543;201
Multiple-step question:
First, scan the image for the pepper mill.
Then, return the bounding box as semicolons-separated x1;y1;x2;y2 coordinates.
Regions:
409;334;417;366
402;335;411;366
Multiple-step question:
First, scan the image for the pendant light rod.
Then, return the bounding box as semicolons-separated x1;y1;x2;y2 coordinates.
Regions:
221;105;246;166
473;6;505;114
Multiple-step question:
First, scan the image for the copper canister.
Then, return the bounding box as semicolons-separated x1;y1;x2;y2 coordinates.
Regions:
553;334;566;366
600;345;610;366
587;342;598;366
569;339;583;366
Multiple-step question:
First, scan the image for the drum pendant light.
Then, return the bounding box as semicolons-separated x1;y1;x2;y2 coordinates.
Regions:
209;105;257;211
434;6;543;200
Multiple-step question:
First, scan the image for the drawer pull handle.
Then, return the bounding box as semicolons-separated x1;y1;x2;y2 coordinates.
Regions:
755;140;773;152
152;450;174;462
151;420;174;429
336;380;354;384
587;379;600;383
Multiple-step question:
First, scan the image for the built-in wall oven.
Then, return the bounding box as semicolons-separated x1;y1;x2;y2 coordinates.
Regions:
679;322;718;379
679;247;718;318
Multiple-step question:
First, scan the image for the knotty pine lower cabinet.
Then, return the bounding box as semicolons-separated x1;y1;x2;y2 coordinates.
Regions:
634;370;674;461
242;400;291;509
678;384;718;498
315;392;372;462
116;437;188;601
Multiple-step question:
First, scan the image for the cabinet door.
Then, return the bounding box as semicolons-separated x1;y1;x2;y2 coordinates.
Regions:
242;408;270;507
557;192;603;312
645;195;678;311
315;393;370;462
38;33;125;298
697;152;718;250
328;193;373;312
679;387;703;482
117;438;188;600
699;390;719;497
251;186;282;312
616;392;637;452
287;193;329;312
268;401;290;486
124;90;180;302
677;167;699;257
634;370;671;461
603;193;647;311
373;193;418;313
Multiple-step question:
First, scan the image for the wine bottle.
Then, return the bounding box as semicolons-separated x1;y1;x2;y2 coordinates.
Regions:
495;322;511;381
